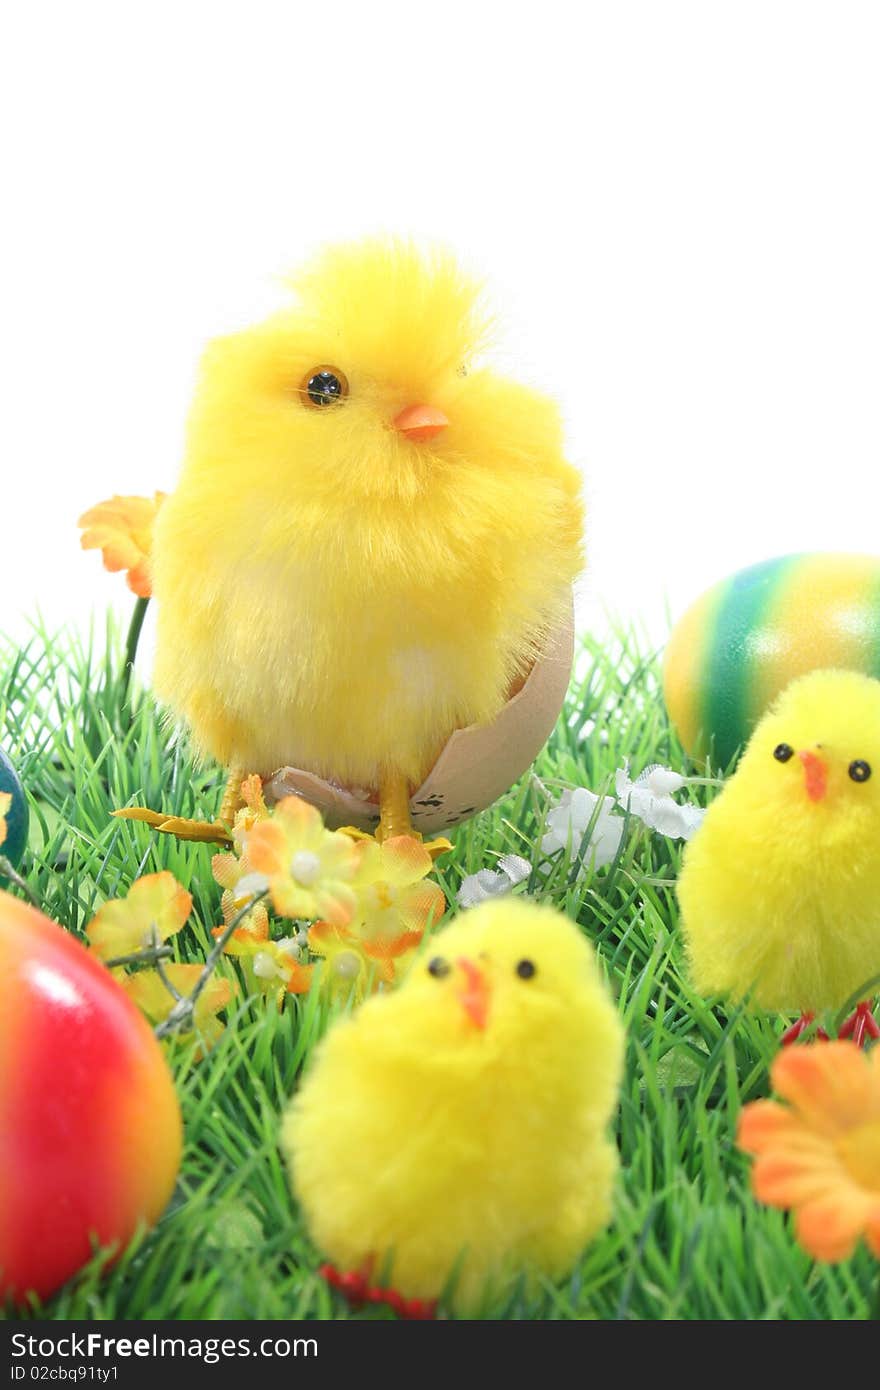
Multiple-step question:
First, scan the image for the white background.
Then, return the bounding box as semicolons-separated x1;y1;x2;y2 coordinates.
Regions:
2;2;879;664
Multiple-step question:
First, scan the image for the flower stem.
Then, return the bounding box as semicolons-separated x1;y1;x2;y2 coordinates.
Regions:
120;596;150;702
154;889;269;1040
104;944;174;970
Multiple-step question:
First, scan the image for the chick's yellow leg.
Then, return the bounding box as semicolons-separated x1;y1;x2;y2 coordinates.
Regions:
219;764;247;827
377;769;416;842
373;772;452;862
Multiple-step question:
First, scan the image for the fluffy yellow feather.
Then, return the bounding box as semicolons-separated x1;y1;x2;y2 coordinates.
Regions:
282;898;623;1313
152;240;583;794
678;668;880;1014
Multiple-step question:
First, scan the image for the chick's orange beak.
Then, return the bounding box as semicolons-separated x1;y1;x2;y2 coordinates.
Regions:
799;749;828;802
393;403;449;442
456;956;490;1030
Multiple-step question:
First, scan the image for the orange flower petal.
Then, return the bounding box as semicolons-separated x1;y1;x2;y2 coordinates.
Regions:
314;884;357;928
751;1151;844;1207
371;834;434;886
307;919;348;950
770;1042;874;1135
737;1100;805;1153
275;795;323;839
81;531;142;569
126;559;153;599
362;930;423;961
240;774;266;813
865;1201;880;1257
397;880;446;933
212;853;241;891
246;820;287;876
285;962;314;995
794;1191;872;1263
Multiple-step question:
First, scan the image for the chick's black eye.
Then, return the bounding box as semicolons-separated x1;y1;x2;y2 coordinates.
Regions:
427;957;450;979
516;959;536;980
773;743;794;763
849;760;872;783
304;367;348;407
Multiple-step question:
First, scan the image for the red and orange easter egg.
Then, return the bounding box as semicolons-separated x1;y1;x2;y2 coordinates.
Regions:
0;891;182;1304
664;553;880;767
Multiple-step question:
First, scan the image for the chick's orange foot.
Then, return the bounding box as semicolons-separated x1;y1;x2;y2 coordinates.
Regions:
780;1014;829;1046
838;1001;880;1047
319;1264;437;1320
111;808;233;846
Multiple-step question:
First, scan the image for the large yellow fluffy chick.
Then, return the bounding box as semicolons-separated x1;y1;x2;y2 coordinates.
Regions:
282;898;623;1315
152;241;583;834
678;669;880;1031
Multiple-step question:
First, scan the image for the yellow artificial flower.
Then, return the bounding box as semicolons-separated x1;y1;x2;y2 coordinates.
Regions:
122;963;235;1050
352;834;446;961
245;796;358;926
306;919;394;1001
86;871;192;961
0;792;10;849
229;774;272;852
212;912;312;1004
79;492;167;599
212;776;273;916
738;1041;880;1261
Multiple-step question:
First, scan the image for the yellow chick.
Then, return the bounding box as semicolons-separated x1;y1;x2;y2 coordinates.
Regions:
150;240;583;839
282;897;623;1315
678;668;880;1043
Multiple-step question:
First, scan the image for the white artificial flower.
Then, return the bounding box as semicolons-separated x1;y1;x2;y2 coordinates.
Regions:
457;853;531;908
614;762;705;841
540;787;624;868
229;871;271;908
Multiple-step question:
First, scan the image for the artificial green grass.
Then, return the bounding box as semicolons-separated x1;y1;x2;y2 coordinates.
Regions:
1;613;876;1321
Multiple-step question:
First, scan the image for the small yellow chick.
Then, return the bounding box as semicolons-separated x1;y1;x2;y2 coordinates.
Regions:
150;240;583;839
282;897;623;1315
678;668;880;1042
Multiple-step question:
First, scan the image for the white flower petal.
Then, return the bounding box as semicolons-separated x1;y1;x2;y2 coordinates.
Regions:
541;787;624;869
457;868;510;908
253;950;284;981
636;763;687;796
232;872;270;904
615;761;707;842
497;854;531;886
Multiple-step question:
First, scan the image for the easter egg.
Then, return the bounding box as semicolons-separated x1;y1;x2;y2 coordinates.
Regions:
265;603;574;834
0;749;29;870
0;892;183;1303
664;553;880;766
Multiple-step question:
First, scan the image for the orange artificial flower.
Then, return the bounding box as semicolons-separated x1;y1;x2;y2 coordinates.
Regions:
737;1041;880;1261
306;919;394;1001
78;492;167;598
245;795;359;927
122;963;236;1051
86;871;192;961
211;911;312;1005
0;792;10;849
352;834;446;961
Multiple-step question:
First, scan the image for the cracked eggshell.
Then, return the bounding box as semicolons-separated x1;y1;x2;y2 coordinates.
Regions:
264;604;575;835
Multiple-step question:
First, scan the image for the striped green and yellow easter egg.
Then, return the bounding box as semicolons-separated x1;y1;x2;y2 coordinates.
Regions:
663;553;880;767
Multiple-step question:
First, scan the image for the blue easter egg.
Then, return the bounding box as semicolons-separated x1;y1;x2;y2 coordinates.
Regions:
0;749;29;870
